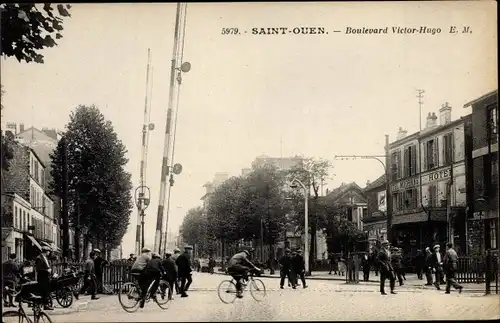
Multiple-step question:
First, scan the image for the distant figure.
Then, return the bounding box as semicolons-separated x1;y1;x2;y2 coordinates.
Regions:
2;253;19;307
443;243;463;294
377;240;396;295
176;246;193;298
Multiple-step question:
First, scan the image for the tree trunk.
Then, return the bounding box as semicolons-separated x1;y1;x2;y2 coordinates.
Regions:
221;238;226;271
83;235;90;260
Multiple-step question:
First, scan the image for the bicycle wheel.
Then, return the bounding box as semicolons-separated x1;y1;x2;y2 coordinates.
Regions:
154;280;171;310
249;278;266;302
2;311;26;323
118;282;140;313
56;287;74;308
37;312;54;323
217;280;237;304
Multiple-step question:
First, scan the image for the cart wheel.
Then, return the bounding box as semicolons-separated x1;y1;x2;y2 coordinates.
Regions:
56;287;74;308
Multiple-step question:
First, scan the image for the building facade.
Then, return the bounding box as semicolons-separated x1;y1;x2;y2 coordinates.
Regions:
389;103;469;257
363;175;387;251
464;90;498;255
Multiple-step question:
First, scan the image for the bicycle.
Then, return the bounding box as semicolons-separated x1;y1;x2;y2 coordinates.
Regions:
118;273;171;312
217;269;266;304
2;281;53;323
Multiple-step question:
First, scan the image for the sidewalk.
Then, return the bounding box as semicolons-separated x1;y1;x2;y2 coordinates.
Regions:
213;268;497;293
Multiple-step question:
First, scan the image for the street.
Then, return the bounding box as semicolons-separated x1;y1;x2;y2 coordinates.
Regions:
43;272;499;322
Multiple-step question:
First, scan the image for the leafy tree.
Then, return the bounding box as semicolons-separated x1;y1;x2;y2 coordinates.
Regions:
49;105;133;255
1;3;71;64
181;207;214;257
286;157;332;267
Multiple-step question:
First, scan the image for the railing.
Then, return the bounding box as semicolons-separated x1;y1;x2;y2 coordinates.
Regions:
456;257;485;283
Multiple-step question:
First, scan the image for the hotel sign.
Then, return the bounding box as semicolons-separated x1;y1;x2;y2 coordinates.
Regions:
421;167;451;185
391;176;419;192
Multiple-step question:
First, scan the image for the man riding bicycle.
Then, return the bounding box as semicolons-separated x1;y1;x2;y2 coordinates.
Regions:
227;249;260;298
131;247;152;308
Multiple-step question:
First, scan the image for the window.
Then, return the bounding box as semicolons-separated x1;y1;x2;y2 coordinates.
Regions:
391;150;402;181
404;188;418;209
404;145;417;177
488;104;498;140
14;207;18;229
22;211;26;231
427;185;437;207
34;161;39;183
490;220;497;250
393;192;404;211
443;133;453;166
424;138;439;170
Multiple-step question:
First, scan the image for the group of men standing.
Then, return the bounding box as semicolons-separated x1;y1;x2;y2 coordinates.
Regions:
278;248;308;289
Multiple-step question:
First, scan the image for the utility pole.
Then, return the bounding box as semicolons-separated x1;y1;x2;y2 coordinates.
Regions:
61;136;70;260
154;3;182;253
416;89;427;249
385;135;393;243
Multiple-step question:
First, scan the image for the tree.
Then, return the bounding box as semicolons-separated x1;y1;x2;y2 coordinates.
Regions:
181;207;212;256
1;3;71;64
286;157;332;268
49;105;133;254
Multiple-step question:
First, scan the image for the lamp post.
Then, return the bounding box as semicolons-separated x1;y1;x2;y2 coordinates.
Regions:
134;186;151;251
290;177;310;276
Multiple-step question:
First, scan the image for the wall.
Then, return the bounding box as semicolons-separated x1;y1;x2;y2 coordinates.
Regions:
4;144;30;199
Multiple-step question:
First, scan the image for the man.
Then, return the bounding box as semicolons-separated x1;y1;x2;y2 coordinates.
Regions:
361;252;371;282
377;240;396;295
443;243;463;294
3;253;19;307
390;247;404;286
162;253;178;300
75;251;99;300
93;249;108;294
292;249;308;288
431;244;445;290
142;253;164;308
35;246;53;310
208;256;216;274
176;246;193;298
414;249;425;280
227;249;260;298
279;249;294;289
170;248;181;294
131;247;152;302
424;247;434;286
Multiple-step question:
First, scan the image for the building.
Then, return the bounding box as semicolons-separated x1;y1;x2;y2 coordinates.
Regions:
200;172;230;215
2;142;58;260
388;103;469;257
464;90;498;255
363;175;387;251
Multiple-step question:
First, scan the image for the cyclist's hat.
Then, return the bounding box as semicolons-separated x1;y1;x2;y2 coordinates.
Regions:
93;248;101;253
141;247;151;253
184;245;193;250
41;246;51;252
152;252;160;258
173;248;181;253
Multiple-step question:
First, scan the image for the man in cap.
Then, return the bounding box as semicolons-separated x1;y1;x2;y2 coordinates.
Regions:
376;240;396;295
141;252;164;307
424;247;434;285
131;247;152;302
292;249;307;288
279;248;294;289
443;242;462;294
93;249;108;294
162;253;177;300
35;246;54;310
431;244;445;290
75;251;99;300
227;249;261;298
171;248;181;294
176;246;193;297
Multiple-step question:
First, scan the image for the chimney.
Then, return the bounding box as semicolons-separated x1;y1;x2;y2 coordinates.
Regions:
20;123;24;133
439;102;452;125
426;112;438;128
366;180;371;187
396;127;408;140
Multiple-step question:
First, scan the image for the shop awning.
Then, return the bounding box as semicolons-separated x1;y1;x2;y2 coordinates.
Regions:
25;234;42;251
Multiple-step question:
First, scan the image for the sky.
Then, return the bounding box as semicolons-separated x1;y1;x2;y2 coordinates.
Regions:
1;1;497;256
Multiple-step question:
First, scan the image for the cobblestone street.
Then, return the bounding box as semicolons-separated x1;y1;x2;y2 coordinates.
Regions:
40;272;499;322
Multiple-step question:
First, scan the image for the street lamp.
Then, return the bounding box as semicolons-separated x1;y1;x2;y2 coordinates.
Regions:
134;185;151;251
290;177;310;276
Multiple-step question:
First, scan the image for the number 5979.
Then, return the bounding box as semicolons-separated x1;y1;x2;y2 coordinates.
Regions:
221;28;240;35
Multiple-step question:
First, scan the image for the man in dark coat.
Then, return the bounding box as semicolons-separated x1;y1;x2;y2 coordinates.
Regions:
175;246;193;298
3;253;19;307
93;249;108;294
75;251;99;300
414;249;425;280
279;249;294;289
35;246;54;310
361;252;371;282
443;243;463;294
162;253;178;300
377;240;396;295
390;247;404;286
292;249;307;288
424;247;434;285
142;253;164;308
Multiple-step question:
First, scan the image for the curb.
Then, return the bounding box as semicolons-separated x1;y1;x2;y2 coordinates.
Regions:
213;271;380;283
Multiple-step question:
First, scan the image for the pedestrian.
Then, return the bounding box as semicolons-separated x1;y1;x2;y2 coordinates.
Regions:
75;251;99;300
176;246;193;298
279;248;294;289
171;248;182;294
162;253;178;300
93;249;108;294
328;253;336;275
443;243;463;294
414;249;425;280
431;244;445;290
424;247;434;286
208;256;216;274
2;253;19;307
35;246;54;310
361;252;371;282
293;249;308;288
390;247;404;286
377;240;396;295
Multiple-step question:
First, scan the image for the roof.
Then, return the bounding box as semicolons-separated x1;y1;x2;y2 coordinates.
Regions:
364;174;386;192
463;89;498;108
325;182;366;204
16;127;57;143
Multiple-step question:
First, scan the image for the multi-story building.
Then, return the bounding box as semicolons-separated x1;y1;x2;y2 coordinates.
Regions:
2;142;57;260
464;90;498;255
363;175;387;251
389;103;470;257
